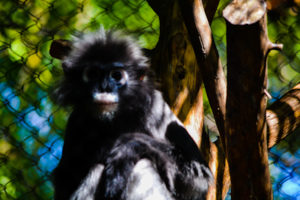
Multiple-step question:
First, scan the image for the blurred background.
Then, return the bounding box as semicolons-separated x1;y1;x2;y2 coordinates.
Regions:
0;0;299;199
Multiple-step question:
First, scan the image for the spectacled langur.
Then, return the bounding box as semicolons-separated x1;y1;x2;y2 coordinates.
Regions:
50;29;213;200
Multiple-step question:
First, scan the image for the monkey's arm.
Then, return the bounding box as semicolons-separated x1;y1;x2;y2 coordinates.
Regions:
53;111;99;200
165;122;205;162
126;159;174;200
70;164;104;200
96;133;177;200
165;121;213;199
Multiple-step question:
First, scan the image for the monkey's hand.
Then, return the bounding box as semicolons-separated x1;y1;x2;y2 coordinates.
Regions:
99;133;177;200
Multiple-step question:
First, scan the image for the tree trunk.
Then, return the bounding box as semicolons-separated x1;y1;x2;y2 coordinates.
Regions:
223;0;283;199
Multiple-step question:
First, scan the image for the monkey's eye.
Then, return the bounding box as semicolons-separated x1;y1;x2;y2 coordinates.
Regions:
109;69;127;85
83;67;99;82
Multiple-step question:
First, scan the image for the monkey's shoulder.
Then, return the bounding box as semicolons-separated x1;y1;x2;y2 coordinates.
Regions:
144;90;183;137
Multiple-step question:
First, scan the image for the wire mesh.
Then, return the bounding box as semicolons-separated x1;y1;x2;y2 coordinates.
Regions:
0;0;299;199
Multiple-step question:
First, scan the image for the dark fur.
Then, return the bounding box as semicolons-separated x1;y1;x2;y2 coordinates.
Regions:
52;29;213;200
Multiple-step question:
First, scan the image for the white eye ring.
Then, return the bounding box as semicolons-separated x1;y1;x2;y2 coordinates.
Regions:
109;69;128;85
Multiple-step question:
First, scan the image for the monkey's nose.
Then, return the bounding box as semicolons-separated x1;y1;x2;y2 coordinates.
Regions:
99;81;113;92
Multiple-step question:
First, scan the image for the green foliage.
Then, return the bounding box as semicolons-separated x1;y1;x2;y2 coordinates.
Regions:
0;0;298;199
267;7;300;98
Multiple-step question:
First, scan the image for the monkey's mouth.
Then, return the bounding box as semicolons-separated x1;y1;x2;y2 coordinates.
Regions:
93;92;119;112
96;103;118;113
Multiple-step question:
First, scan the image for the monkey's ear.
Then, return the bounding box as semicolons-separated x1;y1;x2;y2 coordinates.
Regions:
50;40;72;60
137;67;150;81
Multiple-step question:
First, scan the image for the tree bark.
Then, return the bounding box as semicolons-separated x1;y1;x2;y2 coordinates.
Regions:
179;0;227;143
215;83;300;199
178;1;228;199
267;83;300;148
148;0;202;119
223;0;283;199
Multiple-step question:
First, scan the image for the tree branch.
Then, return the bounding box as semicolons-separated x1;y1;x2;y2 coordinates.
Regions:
179;0;227;145
267;83;300;148
178;1;228;199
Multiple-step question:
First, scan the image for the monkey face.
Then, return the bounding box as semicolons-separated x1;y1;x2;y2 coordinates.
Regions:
70;61;151;121
51;30;153;121
81;62;128;116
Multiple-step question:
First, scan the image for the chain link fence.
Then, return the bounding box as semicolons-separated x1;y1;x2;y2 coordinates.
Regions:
0;0;299;199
